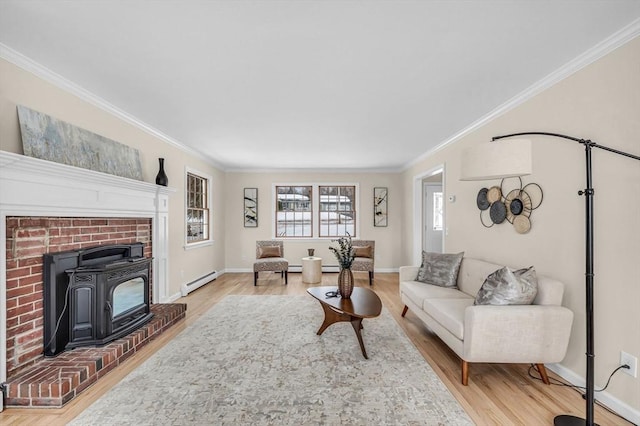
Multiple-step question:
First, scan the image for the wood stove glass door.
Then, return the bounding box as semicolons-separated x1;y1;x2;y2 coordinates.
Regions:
112;277;145;317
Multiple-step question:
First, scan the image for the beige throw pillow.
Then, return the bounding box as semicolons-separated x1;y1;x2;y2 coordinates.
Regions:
258;246;281;258
353;246;372;258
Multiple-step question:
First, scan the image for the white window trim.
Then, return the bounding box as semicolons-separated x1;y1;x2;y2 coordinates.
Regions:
272;183;360;240
184;166;214;249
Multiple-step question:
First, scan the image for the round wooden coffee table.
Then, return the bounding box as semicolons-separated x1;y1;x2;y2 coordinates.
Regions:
307;286;382;359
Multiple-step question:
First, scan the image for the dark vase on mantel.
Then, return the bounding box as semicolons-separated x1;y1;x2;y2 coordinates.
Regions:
155;158;168;186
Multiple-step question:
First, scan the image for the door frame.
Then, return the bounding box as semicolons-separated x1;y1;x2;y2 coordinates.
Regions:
423;181;444;253
412;164;445;265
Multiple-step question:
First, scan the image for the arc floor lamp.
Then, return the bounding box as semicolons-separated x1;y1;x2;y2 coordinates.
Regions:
461;131;640;426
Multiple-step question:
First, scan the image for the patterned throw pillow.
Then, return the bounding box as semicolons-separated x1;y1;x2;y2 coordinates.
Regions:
258;246;281;258
474;266;538;305
353;246;372;258
416;251;464;288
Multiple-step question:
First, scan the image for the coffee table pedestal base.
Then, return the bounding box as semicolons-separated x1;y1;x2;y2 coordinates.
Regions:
316;303;368;359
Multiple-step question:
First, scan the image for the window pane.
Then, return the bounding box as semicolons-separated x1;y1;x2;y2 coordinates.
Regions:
186;172;210;243
276;186;312;237
319;186;355;237
433;192;443;231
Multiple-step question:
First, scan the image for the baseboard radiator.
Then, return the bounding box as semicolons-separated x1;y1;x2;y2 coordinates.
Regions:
288;265;340;273
181;271;218;297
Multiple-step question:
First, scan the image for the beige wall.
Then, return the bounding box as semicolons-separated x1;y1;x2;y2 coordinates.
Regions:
402;37;640;412
0;58;226;299
224;171;402;272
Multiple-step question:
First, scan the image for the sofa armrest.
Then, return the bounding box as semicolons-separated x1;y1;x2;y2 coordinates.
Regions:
463;305;574;363
399;266;420;282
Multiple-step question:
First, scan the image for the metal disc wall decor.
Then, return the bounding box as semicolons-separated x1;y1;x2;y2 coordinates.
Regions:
476;188;490;210
487;186;502;203
489;200;507;223
509;198;524;215
504;188;532;224
475;177;543;233
513;215;531;234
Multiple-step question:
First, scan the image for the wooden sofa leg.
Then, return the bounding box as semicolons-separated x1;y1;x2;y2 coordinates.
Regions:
536;363;550;385
401;305;408;317
284;270;288;285
462;360;469;386
254;272;258;286
369;271;373;286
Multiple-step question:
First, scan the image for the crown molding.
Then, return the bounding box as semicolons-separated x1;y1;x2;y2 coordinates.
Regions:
226;166;402;174
403;17;640;172
0;43;226;171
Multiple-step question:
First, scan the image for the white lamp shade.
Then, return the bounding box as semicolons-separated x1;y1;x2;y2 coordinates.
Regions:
460;138;532;181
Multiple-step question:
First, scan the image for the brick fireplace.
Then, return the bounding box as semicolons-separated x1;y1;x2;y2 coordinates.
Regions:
0;151;174;409
6;216;152;377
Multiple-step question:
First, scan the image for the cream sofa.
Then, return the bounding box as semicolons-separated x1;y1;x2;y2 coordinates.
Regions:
399;257;574;385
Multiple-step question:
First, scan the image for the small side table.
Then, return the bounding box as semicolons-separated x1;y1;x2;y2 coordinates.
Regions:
302;256;322;284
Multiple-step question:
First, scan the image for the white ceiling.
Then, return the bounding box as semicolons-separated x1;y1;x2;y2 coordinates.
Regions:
1;1;640;172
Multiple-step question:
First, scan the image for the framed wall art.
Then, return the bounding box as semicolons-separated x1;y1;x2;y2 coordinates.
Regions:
17;105;143;181
373;187;388;227
244;188;258;227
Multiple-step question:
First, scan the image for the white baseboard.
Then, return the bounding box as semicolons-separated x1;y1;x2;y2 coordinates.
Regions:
225;267;398;273
546;363;640;424
180;271;218;297
164;292;183;303
375;267;399;273
288;265;340;273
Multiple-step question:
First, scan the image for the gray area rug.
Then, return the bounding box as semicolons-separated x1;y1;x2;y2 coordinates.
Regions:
70;295;472;425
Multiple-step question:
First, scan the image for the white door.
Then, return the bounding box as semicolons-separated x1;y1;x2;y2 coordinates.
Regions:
423;182;443;253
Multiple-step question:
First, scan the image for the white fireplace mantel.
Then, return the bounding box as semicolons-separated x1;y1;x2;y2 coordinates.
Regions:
0;150;174;394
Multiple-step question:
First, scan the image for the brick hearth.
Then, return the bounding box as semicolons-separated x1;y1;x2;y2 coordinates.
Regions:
4;303;186;407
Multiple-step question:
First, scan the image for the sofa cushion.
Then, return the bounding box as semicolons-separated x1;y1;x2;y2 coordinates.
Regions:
253;258;288;272
416;251;464;288
422;297;474;340
475;266;538;305
351;257;373;272
400;281;470;311
456;258;505;296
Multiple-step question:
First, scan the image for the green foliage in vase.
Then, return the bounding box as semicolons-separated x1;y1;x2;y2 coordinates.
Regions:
329;234;355;270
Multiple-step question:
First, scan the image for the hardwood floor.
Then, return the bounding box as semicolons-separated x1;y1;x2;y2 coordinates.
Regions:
1;272;631;425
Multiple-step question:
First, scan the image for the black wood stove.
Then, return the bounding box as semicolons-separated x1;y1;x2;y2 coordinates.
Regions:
43;243;154;356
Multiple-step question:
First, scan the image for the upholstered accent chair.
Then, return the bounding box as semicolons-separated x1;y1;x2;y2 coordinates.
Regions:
253;240;288;286
351;240;375;286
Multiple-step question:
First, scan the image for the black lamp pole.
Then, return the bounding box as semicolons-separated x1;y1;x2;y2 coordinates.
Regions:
491;132;640;426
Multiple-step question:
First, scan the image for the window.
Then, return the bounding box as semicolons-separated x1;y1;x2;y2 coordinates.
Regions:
319;185;355;237
276;186;312;237
186;171;210;244
433;191;443;231
274;184;357;238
